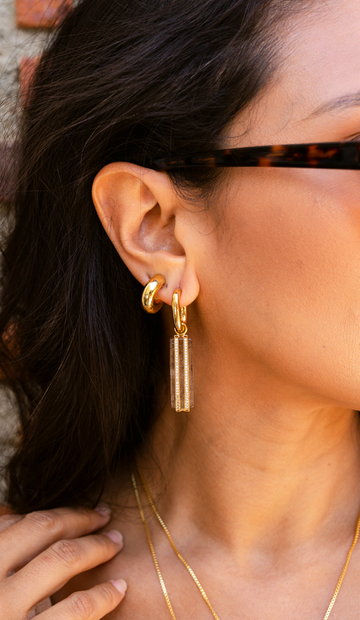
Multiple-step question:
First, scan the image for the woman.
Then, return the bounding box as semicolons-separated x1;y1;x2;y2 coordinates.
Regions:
1;0;360;617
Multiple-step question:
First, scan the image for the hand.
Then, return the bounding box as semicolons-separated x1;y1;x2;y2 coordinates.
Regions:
0;505;127;619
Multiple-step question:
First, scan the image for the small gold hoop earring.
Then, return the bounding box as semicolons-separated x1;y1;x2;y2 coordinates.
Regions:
141;274;166;314
172;288;187;335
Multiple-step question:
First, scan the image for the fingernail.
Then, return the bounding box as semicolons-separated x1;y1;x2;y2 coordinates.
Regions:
109;578;127;594
94;503;112;517
105;529;123;545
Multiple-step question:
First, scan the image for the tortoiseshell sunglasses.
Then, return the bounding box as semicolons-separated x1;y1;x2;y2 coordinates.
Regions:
148;142;360;171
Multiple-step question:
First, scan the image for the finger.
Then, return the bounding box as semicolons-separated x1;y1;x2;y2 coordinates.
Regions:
0;513;23;534
39;580;127;620
4;530;124;614
0;506;112;579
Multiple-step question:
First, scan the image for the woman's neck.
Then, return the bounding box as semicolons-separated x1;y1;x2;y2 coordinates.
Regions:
140;344;360;563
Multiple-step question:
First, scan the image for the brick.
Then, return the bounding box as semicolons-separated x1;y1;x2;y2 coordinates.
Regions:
19;56;40;105
16;0;72;29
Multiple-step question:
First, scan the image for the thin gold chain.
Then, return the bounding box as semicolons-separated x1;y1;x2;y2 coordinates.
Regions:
131;473;177;620
322;511;360;620
132;470;360;620
137;468;221;620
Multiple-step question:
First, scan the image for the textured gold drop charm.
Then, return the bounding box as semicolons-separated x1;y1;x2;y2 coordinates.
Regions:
170;333;193;411
170;289;194;411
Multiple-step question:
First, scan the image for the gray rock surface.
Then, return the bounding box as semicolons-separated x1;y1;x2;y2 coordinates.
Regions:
0;0;47;142
0;387;19;504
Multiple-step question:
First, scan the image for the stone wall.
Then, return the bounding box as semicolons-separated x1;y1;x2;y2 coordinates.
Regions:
0;0;71;196
0;0;72;502
0;0;48;142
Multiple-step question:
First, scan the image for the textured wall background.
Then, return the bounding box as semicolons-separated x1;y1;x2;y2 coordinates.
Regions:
0;0;47;141
0;0;71;502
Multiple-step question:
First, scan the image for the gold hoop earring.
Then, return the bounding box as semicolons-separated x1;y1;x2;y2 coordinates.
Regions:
141;278;194;412
170;288;194;412
141;274;166;314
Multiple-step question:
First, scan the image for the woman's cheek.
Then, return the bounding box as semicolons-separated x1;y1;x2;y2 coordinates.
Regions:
197;170;360;407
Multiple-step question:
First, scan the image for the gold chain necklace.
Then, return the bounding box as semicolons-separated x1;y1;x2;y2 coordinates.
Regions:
131;469;360;620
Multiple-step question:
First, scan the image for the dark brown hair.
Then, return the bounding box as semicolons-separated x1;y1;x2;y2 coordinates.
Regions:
0;0;311;512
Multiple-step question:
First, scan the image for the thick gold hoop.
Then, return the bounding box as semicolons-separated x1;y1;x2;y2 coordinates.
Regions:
142;274;166;314
172;289;187;335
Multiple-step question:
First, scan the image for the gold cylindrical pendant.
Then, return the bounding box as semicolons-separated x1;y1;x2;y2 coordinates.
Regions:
170;334;194;412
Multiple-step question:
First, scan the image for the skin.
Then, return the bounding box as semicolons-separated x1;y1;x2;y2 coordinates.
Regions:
7;0;360;618
0;506;127;618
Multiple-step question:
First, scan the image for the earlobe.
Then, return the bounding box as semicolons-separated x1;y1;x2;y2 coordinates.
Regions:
91;162;200;307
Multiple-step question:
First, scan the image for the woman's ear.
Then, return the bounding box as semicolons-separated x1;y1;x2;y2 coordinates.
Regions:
91;162;199;306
